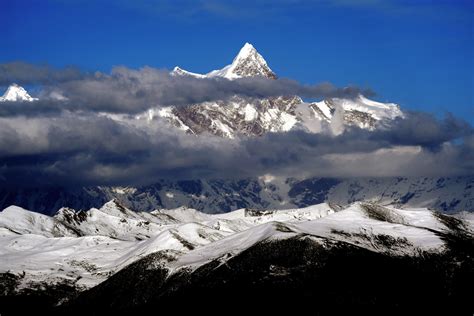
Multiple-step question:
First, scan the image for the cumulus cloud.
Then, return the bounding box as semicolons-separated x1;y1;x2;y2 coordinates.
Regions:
0;110;472;188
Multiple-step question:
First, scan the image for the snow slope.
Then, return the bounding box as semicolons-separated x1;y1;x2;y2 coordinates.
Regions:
0;206;78;237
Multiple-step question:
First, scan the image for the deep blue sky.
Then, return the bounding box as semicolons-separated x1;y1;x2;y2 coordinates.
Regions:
1;0;473;121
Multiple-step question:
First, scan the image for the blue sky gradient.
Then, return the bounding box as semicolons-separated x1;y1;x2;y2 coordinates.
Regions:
1;0;473;121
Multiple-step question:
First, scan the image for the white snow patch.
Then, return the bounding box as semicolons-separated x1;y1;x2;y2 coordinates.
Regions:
243;103;258;121
280;112;297;131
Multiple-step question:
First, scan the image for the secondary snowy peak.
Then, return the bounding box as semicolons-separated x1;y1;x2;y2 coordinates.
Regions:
315;95;402;120
171;66;207;78
207;43;276;79
308;94;403;130
0;205;78;237
53;199;180;241
0;84;38;102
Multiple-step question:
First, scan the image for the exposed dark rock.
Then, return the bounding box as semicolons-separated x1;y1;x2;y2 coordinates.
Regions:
59;235;473;315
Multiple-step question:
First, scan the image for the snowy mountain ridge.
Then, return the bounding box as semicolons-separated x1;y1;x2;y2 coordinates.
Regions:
1;199;472;311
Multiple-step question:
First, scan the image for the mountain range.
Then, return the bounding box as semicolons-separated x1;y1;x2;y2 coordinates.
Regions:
1;176;472;215
1;43;472;215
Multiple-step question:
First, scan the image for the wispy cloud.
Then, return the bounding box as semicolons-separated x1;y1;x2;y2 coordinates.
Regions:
107;0;474;22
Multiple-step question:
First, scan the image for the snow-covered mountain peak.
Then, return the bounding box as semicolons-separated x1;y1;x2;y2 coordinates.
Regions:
238;42;256;56
207;42;276;79
170;43;276;80
158;44;404;137
0;84;38;102
232;42;259;65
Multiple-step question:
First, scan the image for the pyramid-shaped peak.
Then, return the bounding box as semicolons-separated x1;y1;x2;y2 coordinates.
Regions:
230;43;276;79
231;43;266;68
207;43;276;79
